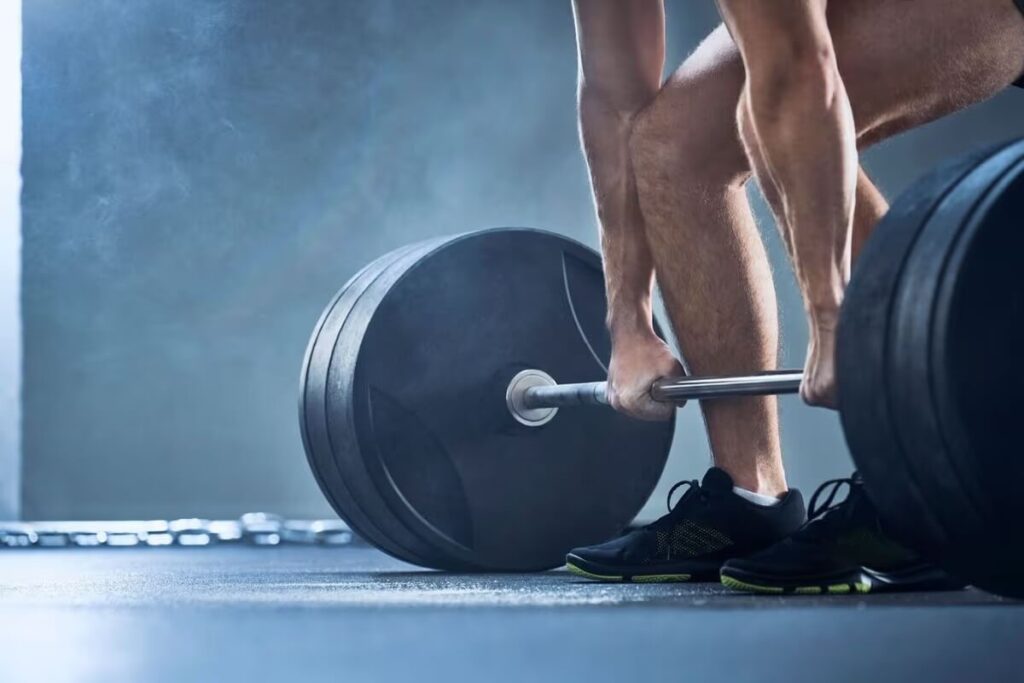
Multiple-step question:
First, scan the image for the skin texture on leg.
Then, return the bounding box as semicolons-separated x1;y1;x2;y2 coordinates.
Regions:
627;0;1024;489
852;168;889;263
571;0;684;422
630;27;788;495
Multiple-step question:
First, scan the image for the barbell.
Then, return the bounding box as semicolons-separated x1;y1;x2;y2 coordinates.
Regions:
298;138;1024;597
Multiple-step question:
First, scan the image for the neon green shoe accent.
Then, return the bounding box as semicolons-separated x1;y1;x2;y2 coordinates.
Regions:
565;562;623;582
566;563;692;583
722;575;874;595
720;574;784;594
633;574;692;583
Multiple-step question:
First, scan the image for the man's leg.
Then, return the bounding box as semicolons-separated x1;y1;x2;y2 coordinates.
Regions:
629;25;787;496
851;169;889;262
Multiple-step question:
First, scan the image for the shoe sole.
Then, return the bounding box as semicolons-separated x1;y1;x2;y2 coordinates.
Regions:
565;561;692;583
720;573;871;595
720;563;965;595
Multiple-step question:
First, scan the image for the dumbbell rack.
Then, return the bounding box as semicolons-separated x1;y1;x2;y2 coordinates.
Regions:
0;515;359;549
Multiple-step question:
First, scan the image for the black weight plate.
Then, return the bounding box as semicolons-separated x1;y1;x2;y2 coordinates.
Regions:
886;141;1024;572
927;142;1024;596
321;238;487;570
884;145;1021;549
300;241;430;563
331;228;674;571
839;139;1024;598
300;238;450;566
838;149;987;557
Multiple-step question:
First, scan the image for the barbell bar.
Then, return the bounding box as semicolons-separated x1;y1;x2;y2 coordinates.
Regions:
507;368;804;426
518;370;803;409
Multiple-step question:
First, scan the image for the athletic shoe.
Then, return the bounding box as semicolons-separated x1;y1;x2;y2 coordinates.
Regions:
720;474;966;594
565;467;806;582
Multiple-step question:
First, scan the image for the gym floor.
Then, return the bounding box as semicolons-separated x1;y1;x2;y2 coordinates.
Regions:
2;545;1020;683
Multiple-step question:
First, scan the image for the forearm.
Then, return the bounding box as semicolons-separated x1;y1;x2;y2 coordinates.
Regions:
719;0;860;408
746;61;858;320
578;87;658;341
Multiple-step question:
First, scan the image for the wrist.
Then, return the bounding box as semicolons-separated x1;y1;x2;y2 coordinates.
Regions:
607;309;656;345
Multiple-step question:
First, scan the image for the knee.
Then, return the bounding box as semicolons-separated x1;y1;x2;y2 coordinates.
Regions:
628;85;749;190
577;80;657;135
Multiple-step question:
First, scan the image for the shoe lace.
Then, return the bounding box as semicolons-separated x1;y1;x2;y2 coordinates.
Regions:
666;479;704;514
803;474;861;535
644;479;706;531
807;477;855;518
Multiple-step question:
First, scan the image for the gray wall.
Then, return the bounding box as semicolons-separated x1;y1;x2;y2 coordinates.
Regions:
20;1;1024;520
0;1;21;520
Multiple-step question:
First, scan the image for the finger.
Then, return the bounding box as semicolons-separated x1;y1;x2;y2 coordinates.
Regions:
642;398;675;422
634;408;674;422
619;394;650;421
624;395;673;422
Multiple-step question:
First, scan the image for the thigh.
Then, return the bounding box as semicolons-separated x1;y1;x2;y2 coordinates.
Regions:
652;0;1024;157
831;0;1024;143
636;24;748;183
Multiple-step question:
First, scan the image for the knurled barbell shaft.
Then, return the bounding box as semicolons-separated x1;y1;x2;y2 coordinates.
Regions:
521;370;803;410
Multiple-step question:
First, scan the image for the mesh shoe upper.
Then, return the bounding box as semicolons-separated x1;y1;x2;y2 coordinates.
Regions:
568;468;806;571
725;475;921;577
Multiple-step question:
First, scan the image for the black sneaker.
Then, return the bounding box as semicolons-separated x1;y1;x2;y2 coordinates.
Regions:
565;468;806;582
720;474;966;594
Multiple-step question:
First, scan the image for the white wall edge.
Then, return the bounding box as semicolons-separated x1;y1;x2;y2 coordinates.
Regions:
0;0;22;520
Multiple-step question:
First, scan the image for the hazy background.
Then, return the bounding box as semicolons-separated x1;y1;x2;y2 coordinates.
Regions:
15;0;1024;520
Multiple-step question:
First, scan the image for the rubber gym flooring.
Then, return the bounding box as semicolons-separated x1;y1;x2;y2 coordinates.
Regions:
1;544;1020;683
